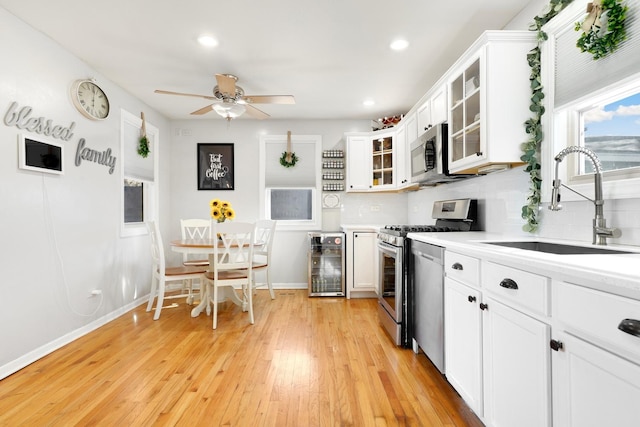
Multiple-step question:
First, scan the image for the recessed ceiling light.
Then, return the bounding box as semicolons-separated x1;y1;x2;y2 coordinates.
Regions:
197;35;219;47
390;39;409;51
363;99;375;107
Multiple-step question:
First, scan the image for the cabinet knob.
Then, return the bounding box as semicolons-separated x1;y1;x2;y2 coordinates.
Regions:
452;262;463;270
550;339;564;351
499;278;519;290
479;303;488;311
618;319;640;337
468;295;476;303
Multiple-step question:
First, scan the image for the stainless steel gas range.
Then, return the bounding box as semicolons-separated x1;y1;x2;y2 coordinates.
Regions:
376;199;478;352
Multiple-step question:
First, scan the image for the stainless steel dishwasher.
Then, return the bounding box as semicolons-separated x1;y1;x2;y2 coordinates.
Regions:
409;239;445;374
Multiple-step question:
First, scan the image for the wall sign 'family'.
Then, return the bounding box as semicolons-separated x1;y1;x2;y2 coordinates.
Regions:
197;143;234;190
4;101;117;174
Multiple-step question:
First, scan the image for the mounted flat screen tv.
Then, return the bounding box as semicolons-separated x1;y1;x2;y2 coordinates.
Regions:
18;134;64;175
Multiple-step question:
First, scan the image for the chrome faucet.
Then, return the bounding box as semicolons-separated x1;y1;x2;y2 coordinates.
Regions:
549;146;621;245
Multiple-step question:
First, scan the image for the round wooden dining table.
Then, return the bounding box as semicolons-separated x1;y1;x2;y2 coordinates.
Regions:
170;238;252;317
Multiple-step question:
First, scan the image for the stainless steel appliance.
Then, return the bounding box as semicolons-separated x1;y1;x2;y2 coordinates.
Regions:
410;123;470;185
308;232;345;297
410;240;445;373
376;199;478;349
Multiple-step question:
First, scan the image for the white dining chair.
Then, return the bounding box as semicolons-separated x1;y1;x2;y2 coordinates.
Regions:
146;221;207;320
252;220;277;299
180;218;212;266
202;221;255;329
179;218;212;303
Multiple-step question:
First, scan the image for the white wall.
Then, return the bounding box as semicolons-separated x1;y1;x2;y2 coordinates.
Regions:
0;7;172;379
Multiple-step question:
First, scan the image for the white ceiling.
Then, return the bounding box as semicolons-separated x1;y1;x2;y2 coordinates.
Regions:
0;0;533;121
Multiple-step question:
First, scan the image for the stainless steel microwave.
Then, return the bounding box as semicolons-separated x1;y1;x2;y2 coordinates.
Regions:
410;123;451;185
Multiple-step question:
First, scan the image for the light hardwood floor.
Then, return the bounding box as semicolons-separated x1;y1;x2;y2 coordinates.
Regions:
0;290;483;426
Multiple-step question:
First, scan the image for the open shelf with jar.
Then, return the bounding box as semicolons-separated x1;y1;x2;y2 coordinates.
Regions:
322;150;344;192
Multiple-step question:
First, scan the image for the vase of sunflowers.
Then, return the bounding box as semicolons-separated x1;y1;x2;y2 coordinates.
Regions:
209;199;235;223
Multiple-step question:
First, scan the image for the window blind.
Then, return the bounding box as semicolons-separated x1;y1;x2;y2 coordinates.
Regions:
554;0;640;108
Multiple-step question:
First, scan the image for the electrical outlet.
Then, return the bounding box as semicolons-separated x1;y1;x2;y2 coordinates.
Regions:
370;205;380;212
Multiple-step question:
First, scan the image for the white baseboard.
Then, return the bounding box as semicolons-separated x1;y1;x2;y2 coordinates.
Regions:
0;295;149;381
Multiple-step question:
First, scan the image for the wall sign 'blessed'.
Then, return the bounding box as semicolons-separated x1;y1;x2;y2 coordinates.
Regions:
3;101;117;174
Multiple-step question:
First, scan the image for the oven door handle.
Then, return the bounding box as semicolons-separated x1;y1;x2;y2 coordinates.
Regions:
377;241;400;256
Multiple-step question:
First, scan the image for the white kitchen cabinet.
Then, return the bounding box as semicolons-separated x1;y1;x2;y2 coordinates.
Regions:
394;124;409;187
552;281;640;427
404;112;417;146
552;330;640;427
444;251;483;415
482;296;551;427
417;84;447;136
345;131;397;192
447;31;536;174
343;228;378;298
444;250;552;426
345;135;371;191
444;276;483;416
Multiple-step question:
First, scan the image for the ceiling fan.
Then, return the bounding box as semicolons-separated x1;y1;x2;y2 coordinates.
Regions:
154;74;295;121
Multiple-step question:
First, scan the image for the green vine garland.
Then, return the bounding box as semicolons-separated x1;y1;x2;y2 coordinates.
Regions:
575;0;628;59
279;151;299;168
521;0;575;233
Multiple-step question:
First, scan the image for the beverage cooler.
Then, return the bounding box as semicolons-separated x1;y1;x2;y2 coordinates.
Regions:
308;232;345;297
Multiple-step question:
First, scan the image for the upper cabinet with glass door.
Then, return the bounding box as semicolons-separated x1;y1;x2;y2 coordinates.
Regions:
447;31;537;174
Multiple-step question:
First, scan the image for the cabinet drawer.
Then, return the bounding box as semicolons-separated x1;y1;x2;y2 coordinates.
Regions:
482;261;550;316
554;281;640;361
444;251;480;287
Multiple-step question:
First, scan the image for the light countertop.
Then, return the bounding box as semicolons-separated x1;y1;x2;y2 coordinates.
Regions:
407;232;640;301
340;224;382;232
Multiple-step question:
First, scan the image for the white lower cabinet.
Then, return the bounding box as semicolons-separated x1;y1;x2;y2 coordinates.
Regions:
482;296;551;427
444;251;551;426
552;281;640;427
552;330;640;427
444;277;483;416
343;229;378;299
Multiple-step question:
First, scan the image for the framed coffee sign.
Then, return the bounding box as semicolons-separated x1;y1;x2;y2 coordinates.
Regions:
197;143;234;190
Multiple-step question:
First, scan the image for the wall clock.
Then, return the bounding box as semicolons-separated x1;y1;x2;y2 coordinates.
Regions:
71;79;110;120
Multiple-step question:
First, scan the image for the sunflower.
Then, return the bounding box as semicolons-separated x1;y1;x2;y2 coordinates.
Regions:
224;207;236;220
209;199;235;222
210;207;222;220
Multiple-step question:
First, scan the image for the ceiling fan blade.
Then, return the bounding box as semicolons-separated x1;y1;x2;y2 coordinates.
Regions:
242;95;296;105
154;89;216;100
244;104;270;120
215;74;237;96
190;104;214;115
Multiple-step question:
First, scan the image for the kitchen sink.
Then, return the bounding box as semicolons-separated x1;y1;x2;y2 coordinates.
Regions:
483;241;634;255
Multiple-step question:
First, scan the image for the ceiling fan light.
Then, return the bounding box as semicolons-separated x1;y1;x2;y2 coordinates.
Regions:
390;39;409;51
213;101;246;120
197;35;218;47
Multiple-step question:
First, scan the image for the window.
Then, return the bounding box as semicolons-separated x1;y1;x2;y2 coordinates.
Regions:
259;134;322;231
124;178;143;223
580;91;640;174
120;110;159;236
540;0;640;202
266;188;315;221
